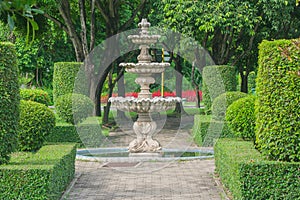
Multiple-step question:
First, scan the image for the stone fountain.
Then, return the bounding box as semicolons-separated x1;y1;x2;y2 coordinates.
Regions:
109;19;181;155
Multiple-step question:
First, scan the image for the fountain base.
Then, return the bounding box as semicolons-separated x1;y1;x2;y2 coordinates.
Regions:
129;152;162;158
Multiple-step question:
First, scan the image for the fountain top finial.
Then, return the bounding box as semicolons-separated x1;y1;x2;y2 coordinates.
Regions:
138;18;150;36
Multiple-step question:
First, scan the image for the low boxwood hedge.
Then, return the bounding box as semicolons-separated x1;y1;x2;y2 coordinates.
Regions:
215;138;300;199
0;144;76;200
46;122;105;148
192;115;234;146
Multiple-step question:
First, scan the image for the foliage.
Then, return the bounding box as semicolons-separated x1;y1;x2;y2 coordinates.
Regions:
226;95;256;141
0;42;19;164
255;39;300;162
53;62;87;103
247;71;256;93
0;0;44;44
211;91;247;120
215;138;300;200
0;144;76;200
20;88;51;105
202;65;237;113
192;115;235;146
161;0;300;92
18;100;55;152
55;93;94;125
46;118;105;148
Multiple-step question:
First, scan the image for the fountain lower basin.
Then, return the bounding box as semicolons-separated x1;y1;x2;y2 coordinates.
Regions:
109;96;181;113
76;148;214;162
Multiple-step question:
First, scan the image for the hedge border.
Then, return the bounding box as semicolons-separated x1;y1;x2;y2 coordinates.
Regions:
215;138;300;199
0;144;76;200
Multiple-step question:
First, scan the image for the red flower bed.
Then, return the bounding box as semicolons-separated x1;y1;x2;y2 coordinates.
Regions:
100;90;202;103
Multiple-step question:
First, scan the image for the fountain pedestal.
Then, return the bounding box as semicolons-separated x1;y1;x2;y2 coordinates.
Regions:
129;113;161;153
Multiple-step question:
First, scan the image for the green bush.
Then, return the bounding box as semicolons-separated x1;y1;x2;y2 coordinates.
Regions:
226;95;256;141
18;100;55;151
247;71;256;94
192;115;234;146
0;42;19;164
0;144;76;200
211;91;247;120
215;138;300;200
20;88;51;105
202;65;237;113
53;62;86;103
46;117;105;148
256;39;300;162
55;93;94;125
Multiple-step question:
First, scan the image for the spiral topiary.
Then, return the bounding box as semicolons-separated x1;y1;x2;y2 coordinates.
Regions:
55;93;94;124
20;88;51;105
18;100;55;152
225;95;256;141
212;91;247;120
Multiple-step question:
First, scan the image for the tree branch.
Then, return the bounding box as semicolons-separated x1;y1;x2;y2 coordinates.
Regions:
119;0;146;32
95;0;110;25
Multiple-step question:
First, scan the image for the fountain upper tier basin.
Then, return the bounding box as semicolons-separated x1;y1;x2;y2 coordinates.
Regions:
109;97;181;113
120;62;170;74
128;34;160;44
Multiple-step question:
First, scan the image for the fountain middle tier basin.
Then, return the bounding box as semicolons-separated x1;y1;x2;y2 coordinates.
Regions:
120;62;170;74
109;97;181;113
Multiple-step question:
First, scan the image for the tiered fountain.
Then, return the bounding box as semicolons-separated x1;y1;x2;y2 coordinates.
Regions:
109;19;181;155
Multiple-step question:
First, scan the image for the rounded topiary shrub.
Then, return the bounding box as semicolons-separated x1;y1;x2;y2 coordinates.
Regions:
226;95;256;141
0;42;19;164
212;91;247;120
18;100;55;152
20;88;51;105
55;93;94;124
202;65;237;113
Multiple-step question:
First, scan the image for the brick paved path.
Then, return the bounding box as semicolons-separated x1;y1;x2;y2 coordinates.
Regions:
62;115;228;200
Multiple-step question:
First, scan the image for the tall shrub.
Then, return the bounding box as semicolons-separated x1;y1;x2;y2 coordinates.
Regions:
53;62;85;103
256;39;300;162
0;42;19;164
202;65;237;113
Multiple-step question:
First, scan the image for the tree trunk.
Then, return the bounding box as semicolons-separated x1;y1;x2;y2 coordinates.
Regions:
174;55;185;114
240;71;249;93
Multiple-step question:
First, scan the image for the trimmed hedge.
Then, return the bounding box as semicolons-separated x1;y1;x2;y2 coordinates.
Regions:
256;39;300;162
53;62;85;103
211;91;247;120
192;115;234;146
46;123;105;148
0;144;76;200
20;88;51;105
215;138;300;199
18;100;55;152
55;93;94;125
0;42;19;164
226;95;256;141
202;65;237;113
